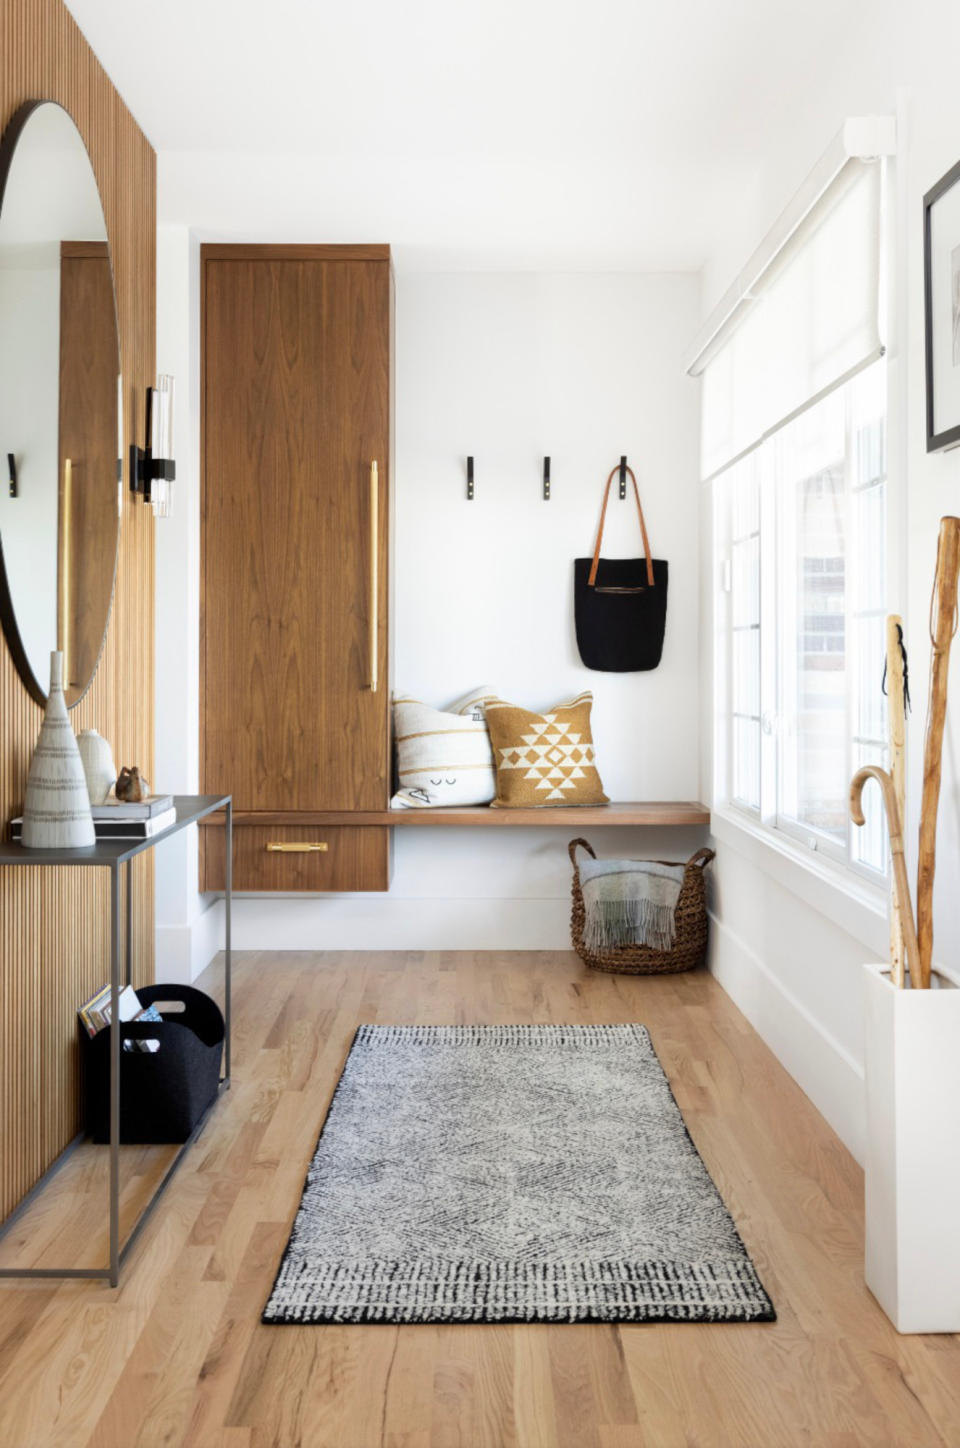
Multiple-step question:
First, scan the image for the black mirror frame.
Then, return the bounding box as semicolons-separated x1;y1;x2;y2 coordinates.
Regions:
924;155;960;454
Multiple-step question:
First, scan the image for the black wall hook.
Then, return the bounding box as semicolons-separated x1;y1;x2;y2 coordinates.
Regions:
543;456;551;500
466;455;474;500
619;455;627;500
7;453;16;498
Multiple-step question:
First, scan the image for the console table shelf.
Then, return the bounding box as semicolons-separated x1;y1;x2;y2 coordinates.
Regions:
200;801;711;829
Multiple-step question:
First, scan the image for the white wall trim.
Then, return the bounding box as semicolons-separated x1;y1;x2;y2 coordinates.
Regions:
155;899;223;984
708;908;865;1162
210;896;575;953
711;807;889;959
157;896;584;969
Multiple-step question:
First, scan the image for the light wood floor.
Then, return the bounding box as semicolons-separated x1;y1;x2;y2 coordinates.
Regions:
1;950;958;1448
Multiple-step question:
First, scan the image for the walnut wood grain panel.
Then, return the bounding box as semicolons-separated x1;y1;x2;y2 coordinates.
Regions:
201;248;391;814
0;0;155;1223
199;823;390;892
58;241;119;701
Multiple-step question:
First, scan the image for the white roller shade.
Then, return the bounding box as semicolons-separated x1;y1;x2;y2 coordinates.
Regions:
695;157;884;481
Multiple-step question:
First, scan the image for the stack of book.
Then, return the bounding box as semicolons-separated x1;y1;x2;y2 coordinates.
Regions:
78;982;162;1052
10;795;176;842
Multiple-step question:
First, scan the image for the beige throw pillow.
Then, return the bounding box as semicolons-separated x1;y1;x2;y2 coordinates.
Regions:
391;686;498;808
486;691;608;807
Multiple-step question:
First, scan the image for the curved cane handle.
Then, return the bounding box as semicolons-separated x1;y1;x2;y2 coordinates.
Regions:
850;765;925;987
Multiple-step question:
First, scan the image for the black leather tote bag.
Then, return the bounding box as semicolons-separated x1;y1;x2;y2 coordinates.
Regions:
574;463;668;672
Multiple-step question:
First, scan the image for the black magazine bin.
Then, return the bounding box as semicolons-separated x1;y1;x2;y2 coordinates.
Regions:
82;984;224;1144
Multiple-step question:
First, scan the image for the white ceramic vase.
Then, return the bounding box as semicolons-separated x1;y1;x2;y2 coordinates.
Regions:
21;652;96;849
77;728;116;805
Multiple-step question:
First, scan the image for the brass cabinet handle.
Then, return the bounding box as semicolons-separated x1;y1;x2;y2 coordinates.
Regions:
60;457;72;684
266;841;329;853
368;459;379;693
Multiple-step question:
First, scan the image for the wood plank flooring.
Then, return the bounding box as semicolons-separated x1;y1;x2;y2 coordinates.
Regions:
0;950;958;1447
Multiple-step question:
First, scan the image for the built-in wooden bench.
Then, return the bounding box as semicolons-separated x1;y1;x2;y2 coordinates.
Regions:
204;802;710;828
199;803;711;889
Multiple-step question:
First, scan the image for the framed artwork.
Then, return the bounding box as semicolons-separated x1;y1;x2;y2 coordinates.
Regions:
925;158;960;452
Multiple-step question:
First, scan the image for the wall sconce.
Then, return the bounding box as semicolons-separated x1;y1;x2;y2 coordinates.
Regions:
130;374;175;517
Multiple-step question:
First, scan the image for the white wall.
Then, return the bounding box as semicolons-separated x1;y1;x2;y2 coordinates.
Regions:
393;272;701;802
698;6;960;1163
154;227;216;981
154;249;705;970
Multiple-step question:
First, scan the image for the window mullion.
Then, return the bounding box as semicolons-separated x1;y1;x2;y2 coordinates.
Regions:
758;441;778;826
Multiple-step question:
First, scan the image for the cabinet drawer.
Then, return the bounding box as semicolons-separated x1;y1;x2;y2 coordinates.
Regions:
200;823;390;892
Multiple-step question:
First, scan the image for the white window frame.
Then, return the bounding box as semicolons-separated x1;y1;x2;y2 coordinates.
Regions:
699;121;900;905
714;361;889;891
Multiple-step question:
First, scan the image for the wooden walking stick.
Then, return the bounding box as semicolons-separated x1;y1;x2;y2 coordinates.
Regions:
885;615;908;988
850;765;922;986
917;516;960;989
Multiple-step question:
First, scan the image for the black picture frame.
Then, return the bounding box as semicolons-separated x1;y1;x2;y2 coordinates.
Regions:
924;157;960;452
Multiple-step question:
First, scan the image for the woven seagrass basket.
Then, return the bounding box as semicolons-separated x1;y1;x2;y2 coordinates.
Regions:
568;838;715;975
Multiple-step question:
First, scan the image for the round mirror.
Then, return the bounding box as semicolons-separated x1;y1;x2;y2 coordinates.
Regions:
0;101;121;707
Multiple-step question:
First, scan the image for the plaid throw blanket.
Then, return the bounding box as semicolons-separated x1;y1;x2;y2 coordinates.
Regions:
579;858;685;952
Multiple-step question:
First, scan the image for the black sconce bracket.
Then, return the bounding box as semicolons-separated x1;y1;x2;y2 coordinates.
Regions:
129;445;176;502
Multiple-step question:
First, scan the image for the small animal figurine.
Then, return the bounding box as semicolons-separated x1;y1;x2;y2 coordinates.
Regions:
115;766;150;803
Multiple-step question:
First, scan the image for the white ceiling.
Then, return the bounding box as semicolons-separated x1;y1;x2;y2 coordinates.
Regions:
64;0;901;270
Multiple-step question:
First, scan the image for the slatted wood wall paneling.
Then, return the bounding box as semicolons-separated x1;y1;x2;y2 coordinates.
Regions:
0;0;156;1221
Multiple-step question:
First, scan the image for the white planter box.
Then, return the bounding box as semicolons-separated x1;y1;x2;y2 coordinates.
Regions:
863;961;960;1333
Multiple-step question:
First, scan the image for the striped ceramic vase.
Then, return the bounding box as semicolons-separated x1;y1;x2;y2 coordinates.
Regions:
21;652;96;849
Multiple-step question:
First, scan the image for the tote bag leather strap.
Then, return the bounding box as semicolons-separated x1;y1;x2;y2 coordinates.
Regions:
588;464;655;588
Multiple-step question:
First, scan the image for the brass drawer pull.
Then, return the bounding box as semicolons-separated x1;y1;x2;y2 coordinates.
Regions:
266;841;329;853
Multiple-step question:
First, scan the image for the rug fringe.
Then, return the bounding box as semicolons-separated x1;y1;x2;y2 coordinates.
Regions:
264;1256;775;1325
353;1024;651;1047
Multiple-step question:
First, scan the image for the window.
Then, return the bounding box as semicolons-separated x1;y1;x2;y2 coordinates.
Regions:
695;134;891;884
717;359;887;877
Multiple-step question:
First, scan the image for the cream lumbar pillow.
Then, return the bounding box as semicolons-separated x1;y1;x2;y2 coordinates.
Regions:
485;691;608;807
391;686;498;808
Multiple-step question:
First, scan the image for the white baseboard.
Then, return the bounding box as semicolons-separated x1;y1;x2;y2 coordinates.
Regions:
708;909;865;1163
155;896;572;971
155;900;223;983
224;896;571;951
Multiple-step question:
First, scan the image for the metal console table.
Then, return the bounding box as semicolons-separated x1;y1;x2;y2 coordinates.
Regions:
0;794;232;1286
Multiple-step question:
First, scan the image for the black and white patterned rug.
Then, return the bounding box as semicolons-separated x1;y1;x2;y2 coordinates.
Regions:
263;1024;775;1325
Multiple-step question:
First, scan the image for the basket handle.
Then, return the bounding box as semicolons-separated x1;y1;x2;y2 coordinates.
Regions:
685;846;716;869
568;837;597;867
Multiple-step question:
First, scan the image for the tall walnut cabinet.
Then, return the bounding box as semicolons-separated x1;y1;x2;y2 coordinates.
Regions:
200;245;392;891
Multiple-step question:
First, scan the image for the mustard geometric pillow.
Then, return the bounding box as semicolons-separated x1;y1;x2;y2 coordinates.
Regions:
486;692;608;808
